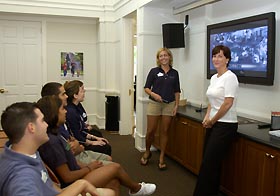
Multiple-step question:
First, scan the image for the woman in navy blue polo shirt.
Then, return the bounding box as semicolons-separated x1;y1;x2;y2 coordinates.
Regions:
64;80;112;156
141;48;181;170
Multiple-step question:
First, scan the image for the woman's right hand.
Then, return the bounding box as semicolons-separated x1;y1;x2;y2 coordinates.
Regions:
151;92;162;102
70;140;84;155
87;161;103;170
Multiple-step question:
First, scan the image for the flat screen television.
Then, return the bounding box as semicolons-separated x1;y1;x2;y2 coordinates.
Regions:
207;12;276;85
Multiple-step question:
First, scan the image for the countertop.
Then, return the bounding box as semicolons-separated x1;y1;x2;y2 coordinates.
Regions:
177;105;280;150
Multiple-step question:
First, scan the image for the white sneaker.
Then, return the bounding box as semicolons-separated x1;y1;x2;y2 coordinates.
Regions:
129;182;156;196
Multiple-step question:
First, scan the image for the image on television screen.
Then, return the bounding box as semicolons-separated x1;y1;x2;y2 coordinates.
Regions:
209;25;268;78
207;12;275;85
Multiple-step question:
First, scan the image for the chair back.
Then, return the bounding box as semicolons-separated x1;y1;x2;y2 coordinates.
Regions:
43;162;61;187
0;131;8;153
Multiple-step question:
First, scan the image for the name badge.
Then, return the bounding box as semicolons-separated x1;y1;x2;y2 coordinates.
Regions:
41;170;48;183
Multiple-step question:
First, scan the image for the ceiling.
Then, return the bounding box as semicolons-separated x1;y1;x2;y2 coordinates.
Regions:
146;0;202;9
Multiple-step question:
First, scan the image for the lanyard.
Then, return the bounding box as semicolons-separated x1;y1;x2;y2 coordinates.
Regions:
60;135;71;151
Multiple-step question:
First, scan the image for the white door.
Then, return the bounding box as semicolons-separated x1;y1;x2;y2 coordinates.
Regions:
0;20;42;129
119;17;134;135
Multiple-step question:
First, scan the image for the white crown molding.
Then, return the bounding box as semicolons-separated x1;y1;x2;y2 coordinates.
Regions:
113;0;130;10
0;0;109;11
0;0;154;19
0;0;115;18
173;0;222;14
0;0;134;12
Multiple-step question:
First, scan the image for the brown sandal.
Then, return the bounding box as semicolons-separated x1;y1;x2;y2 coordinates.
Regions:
158;162;167;170
140;152;152;165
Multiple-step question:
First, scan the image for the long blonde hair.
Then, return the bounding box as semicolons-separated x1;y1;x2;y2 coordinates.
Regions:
156;47;173;67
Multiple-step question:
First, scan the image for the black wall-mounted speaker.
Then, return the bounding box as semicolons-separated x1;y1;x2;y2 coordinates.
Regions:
162;23;185;48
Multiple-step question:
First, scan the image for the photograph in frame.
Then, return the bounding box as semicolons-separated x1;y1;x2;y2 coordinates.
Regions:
61;52;84;79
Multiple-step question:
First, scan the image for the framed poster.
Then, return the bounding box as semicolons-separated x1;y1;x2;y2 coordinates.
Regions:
61;52;84;79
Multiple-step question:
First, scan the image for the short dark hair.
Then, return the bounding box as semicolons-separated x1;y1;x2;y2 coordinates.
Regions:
1;102;38;144
41;82;62;97
37;96;62;134
64;80;84;104
212;45;231;67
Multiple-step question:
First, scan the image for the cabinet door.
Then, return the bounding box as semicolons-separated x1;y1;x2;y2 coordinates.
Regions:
220;137;244;196
275;156;280;196
153;121;161;149
153;118;175;152
173;116;188;165
165;117;176;155
185;119;205;174
173;116;205;174
242;140;278;196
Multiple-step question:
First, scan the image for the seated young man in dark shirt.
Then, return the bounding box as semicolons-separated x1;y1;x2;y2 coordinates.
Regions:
0;102;113;196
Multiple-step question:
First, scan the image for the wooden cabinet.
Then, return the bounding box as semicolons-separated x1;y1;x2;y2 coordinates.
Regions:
241;140;280;196
154;114;280;196
172;116;188;164
153;115;205;175
221;138;280;196
275;157;280;196
220;137;244;196
165;118;176;155
153;122;160;149
152;117;175;152
173;116;205;174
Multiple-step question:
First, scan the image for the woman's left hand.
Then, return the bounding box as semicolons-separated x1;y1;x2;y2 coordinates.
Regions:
89;140;107;146
86;124;93;130
96;136;109;144
202;118;213;128
172;105;178;116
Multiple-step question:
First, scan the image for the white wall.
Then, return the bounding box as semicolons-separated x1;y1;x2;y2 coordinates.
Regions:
0;1;145;133
1;0;279;143
46;19;100;124
173;0;280;122
134;6;182;150
133;0;280;150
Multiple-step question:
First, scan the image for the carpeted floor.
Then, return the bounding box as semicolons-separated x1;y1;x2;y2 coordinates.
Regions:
101;130;197;196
